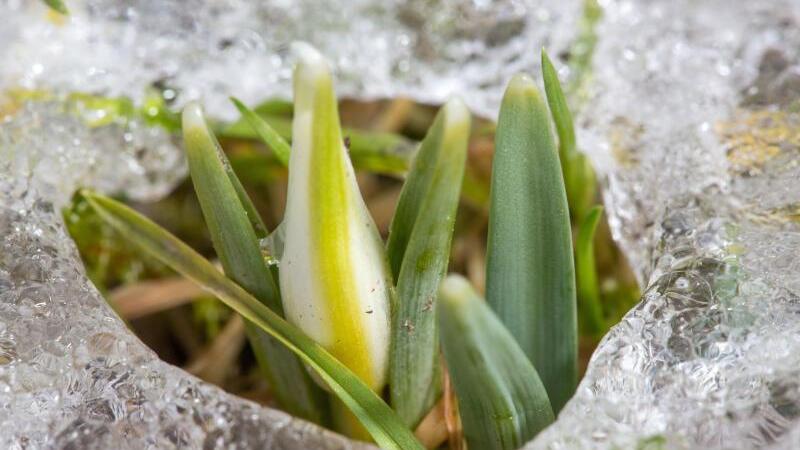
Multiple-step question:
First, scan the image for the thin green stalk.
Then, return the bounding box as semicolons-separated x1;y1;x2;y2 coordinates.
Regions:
486;73;577;413
576;206;605;335
542;49;597;220
439;275;554;450
541;51;576;163
386;99;471;428
231;97;292;166
85;192;424;450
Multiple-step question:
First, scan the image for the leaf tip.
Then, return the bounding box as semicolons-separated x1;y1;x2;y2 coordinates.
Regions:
438;274;473;308
181;101;206;134
292;42;331;87
506;73;540;100
79;188;99;205
229;96;245;110
541;47;554;70
442;97;471;129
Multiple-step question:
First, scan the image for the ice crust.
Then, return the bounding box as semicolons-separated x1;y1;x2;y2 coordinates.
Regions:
0;0;580;120
528;1;800;448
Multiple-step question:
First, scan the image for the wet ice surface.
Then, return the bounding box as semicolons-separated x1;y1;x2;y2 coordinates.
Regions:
0;0;580;120
528;1;800;449
0;104;372;449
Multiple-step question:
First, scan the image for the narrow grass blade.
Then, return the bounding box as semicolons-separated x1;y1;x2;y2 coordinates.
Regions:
542;49;597;219
576;206;605;336
387;99;470;427
542;52;576;162
42;0;69;14
231;97;291;166
486;74;577;413
84;192;425;450
182;103;325;423
220;110;416;176
439;275;554;450
280;44;392;394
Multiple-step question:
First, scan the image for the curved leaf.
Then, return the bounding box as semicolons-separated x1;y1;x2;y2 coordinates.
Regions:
576;206;605;335
85;192;424;450
231;97;292;166
182;103;326;423
387;98;471;427
439;275;554;450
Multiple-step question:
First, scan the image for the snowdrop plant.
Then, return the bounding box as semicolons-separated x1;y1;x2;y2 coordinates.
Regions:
87;45;599;450
280;45;393;394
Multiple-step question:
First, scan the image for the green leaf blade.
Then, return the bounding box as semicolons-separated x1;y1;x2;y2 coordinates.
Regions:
231;97;292;166
387;98;471;427
576;206;605;336
541;50;576;162
439;275;554;450
486;74;577;413
84;192;424;450
542;49;597;219
182;103;326;423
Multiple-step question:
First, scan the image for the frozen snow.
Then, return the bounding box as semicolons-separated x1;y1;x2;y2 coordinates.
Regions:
528;1;800;448
0;0;580;120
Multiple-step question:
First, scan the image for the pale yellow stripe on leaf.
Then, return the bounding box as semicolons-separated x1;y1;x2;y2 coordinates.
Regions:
308;73;378;390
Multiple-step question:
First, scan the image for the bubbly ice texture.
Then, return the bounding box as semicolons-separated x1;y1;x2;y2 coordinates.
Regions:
0;102;376;449
0;0;580;120
528;1;800;448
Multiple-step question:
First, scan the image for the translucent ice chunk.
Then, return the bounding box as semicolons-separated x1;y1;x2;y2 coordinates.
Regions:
0;104;372;449
0;0;581;120
528;1;800;448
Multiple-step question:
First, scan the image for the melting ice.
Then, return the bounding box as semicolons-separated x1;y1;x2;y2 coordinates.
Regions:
529;1;800;448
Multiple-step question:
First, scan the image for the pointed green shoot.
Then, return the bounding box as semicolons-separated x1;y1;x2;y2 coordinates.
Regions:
576;206;605;336
542;49;597;219
387;98;471;427
279;44;392;393
43;0;69;15
231;97;292;166
182;103;325;423
84;192;424;450
486;73;577;413
439;275;554;450
541;50;576;162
